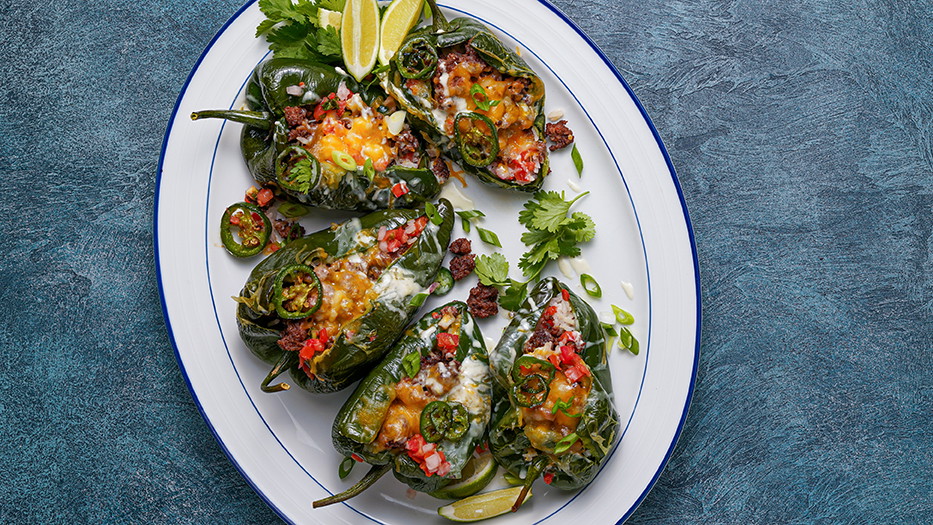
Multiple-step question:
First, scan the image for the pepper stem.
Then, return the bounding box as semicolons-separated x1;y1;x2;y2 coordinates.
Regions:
312;463;391;508
190;109;273;130
512;458;546;512
427;0;450;32
261;352;296;393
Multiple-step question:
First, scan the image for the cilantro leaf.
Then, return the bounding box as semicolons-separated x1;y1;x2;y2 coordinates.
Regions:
528;191;589;233
475;254;510;287
314;26;342;58
258;0;318;28
499;281;528;311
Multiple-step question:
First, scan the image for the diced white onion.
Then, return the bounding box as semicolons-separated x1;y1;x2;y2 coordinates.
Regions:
285;85;303;96
386;111;407;136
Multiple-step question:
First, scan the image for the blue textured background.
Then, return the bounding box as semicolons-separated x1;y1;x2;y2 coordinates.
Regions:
1;0;930;522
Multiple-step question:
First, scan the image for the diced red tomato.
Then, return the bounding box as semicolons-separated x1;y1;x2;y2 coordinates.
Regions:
432;312;441;319
547;354;561;368
560;345;576;364
351;453;363;462
437;332;459;352
561;288;570;301
405;434;451;477
392;182;410;198
229;214;240;226
543;472;554;485
256;188;274;207
298;333;329;374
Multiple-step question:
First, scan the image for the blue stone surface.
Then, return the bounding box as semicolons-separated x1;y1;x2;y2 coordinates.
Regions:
1;0;930;522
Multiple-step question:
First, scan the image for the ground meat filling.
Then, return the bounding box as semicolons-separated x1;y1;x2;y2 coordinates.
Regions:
467;283;499;318
431;157;450;184
544;120;574;151
448;237;475;281
449;238;472;255
277;321;307;352
273;219;305;242
449;254;476;281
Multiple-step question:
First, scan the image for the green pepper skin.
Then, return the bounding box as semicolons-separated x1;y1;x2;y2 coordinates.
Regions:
488;277;619;490
235;199;454;393
192;58;440;211
332;301;491;494
380;2;549;192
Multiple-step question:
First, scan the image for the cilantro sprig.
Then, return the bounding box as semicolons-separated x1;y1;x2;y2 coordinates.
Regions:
473;191;595;311
257;0;344;63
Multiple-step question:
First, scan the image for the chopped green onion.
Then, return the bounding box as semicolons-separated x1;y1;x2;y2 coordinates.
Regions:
332;150;357;171
554;432;579;454
580;274;602;298
410;292;429;307
571;144;583;177
402;351;421;378
551;397;581;418
612;305;634;325
456;210;486;236
477;227;501;247
470;83;500;111
425;201;443;225
619;327;639;355
338;456;355;479
277;201;310;218
600;322;619;337
456;210;486;220
363;157;375;181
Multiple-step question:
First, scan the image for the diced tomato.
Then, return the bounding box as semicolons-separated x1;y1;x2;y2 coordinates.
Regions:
543;472;554;485
265;242;281;254
317;328;328;345
313;102;327;121
519;365;533;376
229;214;240;226
437;332;459;352
251;212;262;223
547;354;561;368
256;188;274;207
392;182;410;198
475;442;489;454
560;345;576;364
564;365;584;383
558;331;575;344
545;305;557;318
351;453;363;462
561;288;570;301
432;312;441;319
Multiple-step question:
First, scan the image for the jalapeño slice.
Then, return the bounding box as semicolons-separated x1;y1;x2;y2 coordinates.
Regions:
276;145;321;193
395;36;439;79
421;400;470;442
272;264;323;319
513;373;550;408
220;202;271;257
454;112;499;168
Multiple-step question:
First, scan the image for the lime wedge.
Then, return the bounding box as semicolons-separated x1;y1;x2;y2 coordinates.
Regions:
341;0;381;81
437;486;532;522
378;0;424;66
430;451;497;500
318;8;342;30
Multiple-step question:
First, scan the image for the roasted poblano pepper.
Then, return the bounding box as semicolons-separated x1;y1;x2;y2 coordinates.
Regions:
314;301;491;507
235;199;454;393
192;58;441;211
488;277;619;510
380;0;550;191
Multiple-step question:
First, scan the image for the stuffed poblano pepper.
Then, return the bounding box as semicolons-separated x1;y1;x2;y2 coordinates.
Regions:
488;277;619;510
314;301;491;507
235;199;454;393
380;0;549;191
192;58;442;211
